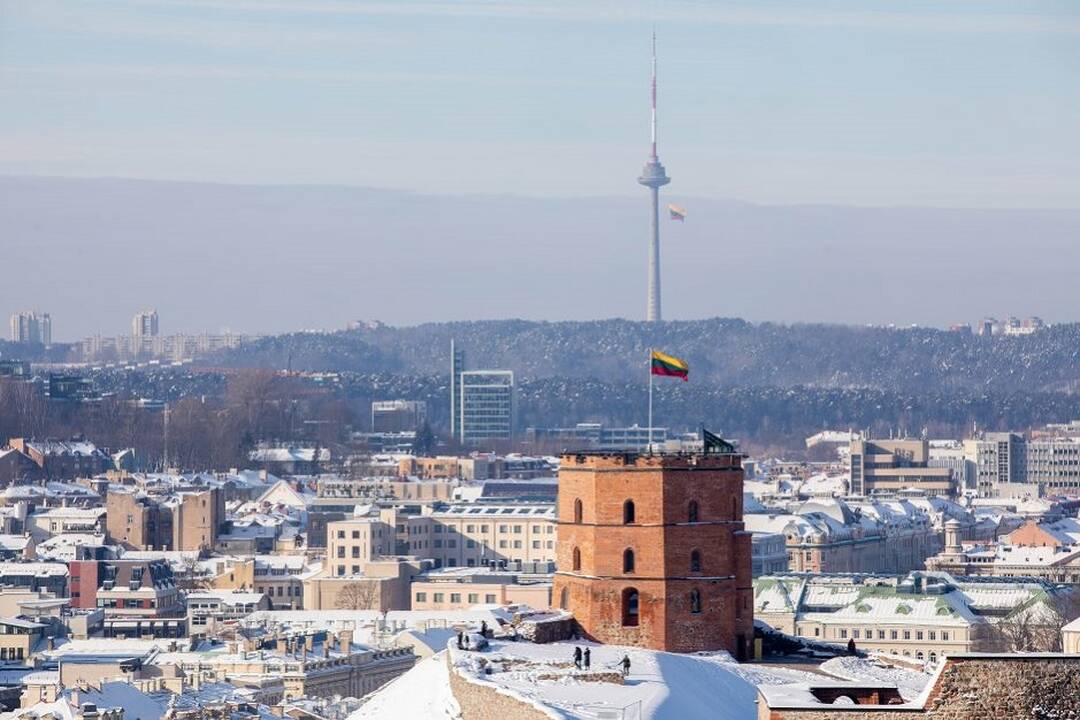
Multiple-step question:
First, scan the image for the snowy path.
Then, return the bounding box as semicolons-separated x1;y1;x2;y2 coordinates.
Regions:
348;652;460;720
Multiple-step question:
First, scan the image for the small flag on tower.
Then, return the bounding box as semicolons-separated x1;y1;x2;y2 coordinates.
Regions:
668;203;686;222
650;349;689;381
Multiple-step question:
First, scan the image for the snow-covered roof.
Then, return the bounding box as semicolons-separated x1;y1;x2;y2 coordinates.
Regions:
0;562;68;577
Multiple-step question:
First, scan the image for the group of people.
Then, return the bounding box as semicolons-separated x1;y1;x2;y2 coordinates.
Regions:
456;621;491;651
573;647;632;677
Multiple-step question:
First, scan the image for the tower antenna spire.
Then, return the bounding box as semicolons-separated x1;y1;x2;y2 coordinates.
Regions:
650;28;658;160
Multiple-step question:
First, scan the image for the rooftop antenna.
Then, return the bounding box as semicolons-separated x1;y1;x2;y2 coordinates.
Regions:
650;27;658;160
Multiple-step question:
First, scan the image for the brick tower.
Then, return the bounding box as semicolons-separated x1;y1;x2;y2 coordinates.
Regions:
552;451;753;657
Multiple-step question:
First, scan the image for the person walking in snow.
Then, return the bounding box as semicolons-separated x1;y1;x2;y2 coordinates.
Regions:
847;638;856;656
573;646;582;669
480;621;488;637
464;634;471;650
620;655;631;677
583;648;591;670
457;632;463;650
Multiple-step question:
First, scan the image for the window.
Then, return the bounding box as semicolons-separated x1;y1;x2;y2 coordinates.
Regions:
352;530;360;539
513;525;522;534
574;499;583;524
688;500;699;523
532;540;540;549
468;593;478;604
690;550;702;573
337;531;345;539
623;500;636;524
929;631;936;641
513;540;522;549
689;589;702;614
481;525;488;533
916;631;924;640
450;593;461;603
499;525;508;533
466;525;475;533
337;547;345;558
485;593;497;603
623;548;635;573
929;652;937;663
499;540;507;549
622;588;640;626
433;593;444;603
467;539;476;548
572;547;581;571
903;631;911;640
352;547;360;558
891;630;898;640
840;629;848;639
878;630;885;640
942;631;950;641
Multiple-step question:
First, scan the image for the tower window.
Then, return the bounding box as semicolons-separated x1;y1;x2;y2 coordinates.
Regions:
623;499;636;524
572;547;581;572
622;588;639;627
573;498;583;524
690;550;701;573
623;548;635;573
688;500;699;523
559;587;569;610
690;589;702;614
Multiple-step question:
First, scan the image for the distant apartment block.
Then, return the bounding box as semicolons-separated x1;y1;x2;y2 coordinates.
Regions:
371;400;428;432
106;486;224;551
80;331;257;362
132;309;160;338
965;432;1080;497
849;438;955;496
9;311;51;345
457;370;514;443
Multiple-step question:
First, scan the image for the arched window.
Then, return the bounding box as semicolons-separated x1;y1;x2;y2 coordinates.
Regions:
689;589;702;614
623;548;635;573
622;587;639;626
688;500;699;523
623;499;636;524
916;651;924;661
559;587;569;610
928;652;937;664
690;550;702;573
572;547;581;572
573;499;583;524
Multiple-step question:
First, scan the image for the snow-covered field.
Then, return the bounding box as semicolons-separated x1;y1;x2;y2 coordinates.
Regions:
818;656;931;700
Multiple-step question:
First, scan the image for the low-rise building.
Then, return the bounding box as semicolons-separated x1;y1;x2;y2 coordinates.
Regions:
68;558;186;638
409;565;552;611
187;590;272;637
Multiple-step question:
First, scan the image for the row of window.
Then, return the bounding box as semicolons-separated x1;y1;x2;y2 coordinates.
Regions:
414;591;498;604
811;627;952;642
570;547;704;574
572;499;723;524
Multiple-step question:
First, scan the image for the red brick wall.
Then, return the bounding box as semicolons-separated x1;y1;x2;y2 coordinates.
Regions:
553;454;753;656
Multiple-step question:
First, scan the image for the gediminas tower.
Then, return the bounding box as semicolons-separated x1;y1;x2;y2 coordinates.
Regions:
552;451;754;658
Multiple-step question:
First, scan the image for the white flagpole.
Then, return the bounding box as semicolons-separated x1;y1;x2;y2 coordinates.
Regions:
648;348;654;450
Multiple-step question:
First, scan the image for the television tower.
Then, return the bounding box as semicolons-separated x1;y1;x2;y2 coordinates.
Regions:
638;31;670;323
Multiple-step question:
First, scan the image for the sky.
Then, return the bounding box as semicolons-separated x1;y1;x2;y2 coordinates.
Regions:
2;0;1080;208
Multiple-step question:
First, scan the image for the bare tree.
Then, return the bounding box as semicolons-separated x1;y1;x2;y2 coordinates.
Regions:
336;581;379;611
175;554;212;592
988;590;1080;652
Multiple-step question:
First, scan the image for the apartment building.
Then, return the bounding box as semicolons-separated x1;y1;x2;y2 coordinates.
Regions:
400;503;557;569
106;486;224;552
325;515;395;578
457;371;514;443
68;558;185;638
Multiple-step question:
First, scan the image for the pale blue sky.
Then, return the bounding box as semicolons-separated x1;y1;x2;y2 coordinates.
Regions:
2;0;1079;207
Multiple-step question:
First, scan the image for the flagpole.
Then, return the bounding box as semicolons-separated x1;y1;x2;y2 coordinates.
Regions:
648;348;654;451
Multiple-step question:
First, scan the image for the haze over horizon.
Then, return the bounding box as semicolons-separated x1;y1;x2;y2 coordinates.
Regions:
3;1;1079;338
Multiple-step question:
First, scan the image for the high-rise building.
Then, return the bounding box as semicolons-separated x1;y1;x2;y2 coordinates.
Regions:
132;309;160;337
553;450;753;656
9;311;51;345
449;340;465;437
848;438;955;497
457;370;514;443
638;33;671;323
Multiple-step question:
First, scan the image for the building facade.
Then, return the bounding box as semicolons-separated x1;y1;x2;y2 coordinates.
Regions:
553;452;753;657
849;438;955;496
457;371;514;443
9;311;51;345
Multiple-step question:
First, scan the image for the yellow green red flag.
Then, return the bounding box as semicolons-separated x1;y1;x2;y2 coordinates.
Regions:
650;350;688;381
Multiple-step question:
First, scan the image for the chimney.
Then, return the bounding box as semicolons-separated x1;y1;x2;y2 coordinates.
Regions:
304;634;314;651
276;637;287;654
339;629;353;652
322;637;331;658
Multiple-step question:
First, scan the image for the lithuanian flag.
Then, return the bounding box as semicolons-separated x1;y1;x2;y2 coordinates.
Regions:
668;203;686;222
651;350;689;381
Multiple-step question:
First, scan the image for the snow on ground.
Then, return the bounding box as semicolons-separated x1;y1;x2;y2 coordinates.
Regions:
818;656;931;700
448;640;822;720
348;651;460;720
